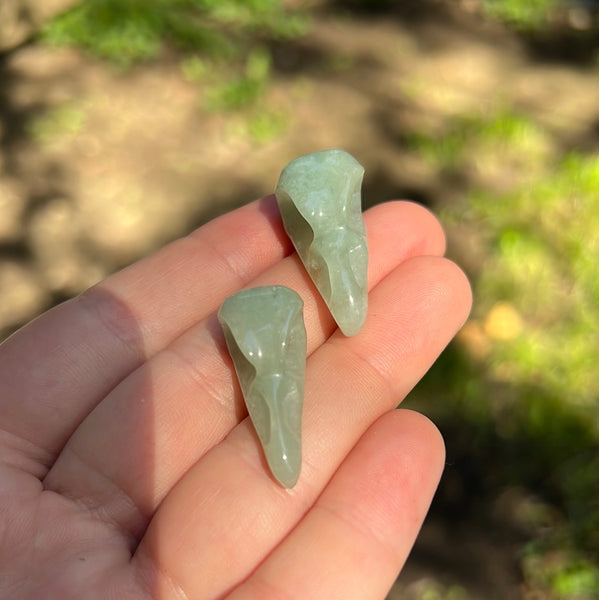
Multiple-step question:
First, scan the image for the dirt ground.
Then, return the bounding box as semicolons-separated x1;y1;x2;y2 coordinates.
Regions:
1;1;598;598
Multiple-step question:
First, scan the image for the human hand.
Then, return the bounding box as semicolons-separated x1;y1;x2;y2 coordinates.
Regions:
0;198;471;599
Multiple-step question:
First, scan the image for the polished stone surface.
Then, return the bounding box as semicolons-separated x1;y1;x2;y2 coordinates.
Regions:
218;286;306;488
275;149;368;336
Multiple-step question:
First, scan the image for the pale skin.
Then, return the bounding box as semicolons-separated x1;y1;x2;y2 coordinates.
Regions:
0;198;471;599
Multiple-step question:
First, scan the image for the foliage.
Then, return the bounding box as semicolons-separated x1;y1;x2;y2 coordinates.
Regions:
482;0;561;29
405;110;551;172
467;151;599;410
179;44;288;139
331;0;563;30
42;0;306;67
41;0;307;125
523;552;599;599
203;47;272;111
405;106;599;597
27;103;87;144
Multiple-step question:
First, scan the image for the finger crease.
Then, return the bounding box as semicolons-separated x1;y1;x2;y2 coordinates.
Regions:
0;426;55;478
46;448;149;549
236;570;298;600
165;343;234;414
314;501;399;563
196;232;249;291
336;342;398;403
135;549;191;600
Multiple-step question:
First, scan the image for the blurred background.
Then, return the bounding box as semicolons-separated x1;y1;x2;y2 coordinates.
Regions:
1;0;598;597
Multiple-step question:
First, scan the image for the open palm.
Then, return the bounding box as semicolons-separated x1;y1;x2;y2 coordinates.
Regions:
0;198;471;599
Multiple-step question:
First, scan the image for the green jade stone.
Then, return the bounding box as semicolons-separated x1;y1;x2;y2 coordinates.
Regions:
218;286;307;488
275;149;368;336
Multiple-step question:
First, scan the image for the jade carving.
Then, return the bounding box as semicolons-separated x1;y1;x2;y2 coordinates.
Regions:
218;286;307;488
275;149;368;336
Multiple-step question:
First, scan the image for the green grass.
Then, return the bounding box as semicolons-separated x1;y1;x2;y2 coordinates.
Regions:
40;0;306;142
203;46;271;111
41;0;307;123
405;110;552;175
466;153;599;409
179;45;288;141
42;0;306;67
482;0;560;29
27;103;87;143
523;553;599;599
406;106;599;598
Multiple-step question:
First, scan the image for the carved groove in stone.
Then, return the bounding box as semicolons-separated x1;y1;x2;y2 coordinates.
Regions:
275;149;368;336
218;286;306;488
